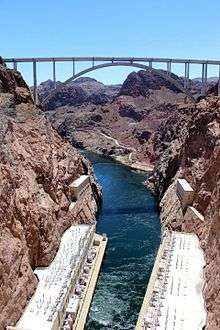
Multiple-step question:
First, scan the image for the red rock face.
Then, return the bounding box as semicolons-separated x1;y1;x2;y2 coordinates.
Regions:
147;97;220;329
119;69;183;97
0;59;101;329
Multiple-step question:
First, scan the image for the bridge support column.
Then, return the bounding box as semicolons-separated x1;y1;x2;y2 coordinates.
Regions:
184;62;190;91
33;60;38;104
148;60;152;68
92;57;95;67
53;59;56;88
201;63;208;96
72;58;75;76
167;61;172;75
13;60;17;71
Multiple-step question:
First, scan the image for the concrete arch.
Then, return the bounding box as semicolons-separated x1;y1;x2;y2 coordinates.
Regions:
42;62;196;104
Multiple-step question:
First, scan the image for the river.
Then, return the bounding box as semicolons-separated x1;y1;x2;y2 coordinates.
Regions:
83;152;160;330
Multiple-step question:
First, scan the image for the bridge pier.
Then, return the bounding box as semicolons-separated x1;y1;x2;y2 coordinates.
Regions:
53;59;56;88
167;61;172;75
13;61;17;71
148;60;152;68
72;58;75;76
201;62;208;96
33;60;38;104
184;62;190;91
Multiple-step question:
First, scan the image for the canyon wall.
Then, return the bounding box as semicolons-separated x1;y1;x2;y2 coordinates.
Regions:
0;58;101;330
38;70;193;167
147;96;220;330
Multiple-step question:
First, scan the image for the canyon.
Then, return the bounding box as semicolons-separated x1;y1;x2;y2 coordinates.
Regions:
36;69;220;328
1;53;220;330
38;70;197;169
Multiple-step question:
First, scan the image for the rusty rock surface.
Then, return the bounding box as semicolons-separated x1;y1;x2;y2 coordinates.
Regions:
147;96;220;329
0;59;101;329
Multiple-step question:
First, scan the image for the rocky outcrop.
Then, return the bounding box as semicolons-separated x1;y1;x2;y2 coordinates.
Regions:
147;96;220;329
192;77;219;94
207;81;219;96
146;104;195;198
0;59;101;329
119;69;183;97
40;77;121;111
118;103;144;121
42;84;88;110
134;129;151;144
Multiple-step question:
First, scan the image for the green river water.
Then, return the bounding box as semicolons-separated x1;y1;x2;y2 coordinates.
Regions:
83;152;160;330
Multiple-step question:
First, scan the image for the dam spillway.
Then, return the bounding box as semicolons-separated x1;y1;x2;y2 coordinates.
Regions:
136;231;206;330
8;224;107;330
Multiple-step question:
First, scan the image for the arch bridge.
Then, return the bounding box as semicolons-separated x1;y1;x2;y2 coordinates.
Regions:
4;56;220;103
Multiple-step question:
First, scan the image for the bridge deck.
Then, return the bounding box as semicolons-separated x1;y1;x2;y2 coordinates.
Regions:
3;56;220;65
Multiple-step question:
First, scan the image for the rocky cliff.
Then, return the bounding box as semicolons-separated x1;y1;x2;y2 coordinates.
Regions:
0;58;101;330
39;69;194;169
147;96;220;329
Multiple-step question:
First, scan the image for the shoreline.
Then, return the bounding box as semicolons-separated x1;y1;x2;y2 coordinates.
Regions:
79;147;154;173
116;158;154;173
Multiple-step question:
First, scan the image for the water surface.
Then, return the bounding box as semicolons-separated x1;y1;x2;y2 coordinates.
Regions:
84;152;160;329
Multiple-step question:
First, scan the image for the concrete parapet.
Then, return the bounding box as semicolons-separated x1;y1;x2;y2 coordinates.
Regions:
73;234;108;330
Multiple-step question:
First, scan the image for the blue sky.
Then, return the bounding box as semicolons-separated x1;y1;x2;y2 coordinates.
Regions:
1;0;220;85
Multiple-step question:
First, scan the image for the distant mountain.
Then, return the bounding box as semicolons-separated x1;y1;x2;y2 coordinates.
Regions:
192;76;219;83
38;77;121;110
37;71;206;111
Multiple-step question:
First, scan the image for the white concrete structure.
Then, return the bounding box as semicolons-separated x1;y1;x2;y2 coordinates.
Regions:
69;175;90;200
136;231;206;330
186;206;204;222
176;179;194;208
13;224;95;330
